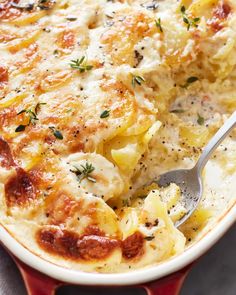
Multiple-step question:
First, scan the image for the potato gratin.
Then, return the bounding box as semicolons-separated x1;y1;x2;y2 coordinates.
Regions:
0;0;236;273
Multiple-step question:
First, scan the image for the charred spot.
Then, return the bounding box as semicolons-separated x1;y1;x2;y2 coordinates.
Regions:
44;192;80;225
82;225;105;237
122;231;144;260
208;20;224;32
145;222;152;228
5;167;36;207
57;30;75;50
0;0;22;20
69;141;85;153
0;66;8;87
39;228;56;245
213;2;232;20
57;230;79;257
37;228;119;261
134;50;143;67
208;1;232;32
77;235;119;260
0;137;15;168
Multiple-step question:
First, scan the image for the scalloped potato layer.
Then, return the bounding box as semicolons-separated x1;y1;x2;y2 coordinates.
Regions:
0;0;236;273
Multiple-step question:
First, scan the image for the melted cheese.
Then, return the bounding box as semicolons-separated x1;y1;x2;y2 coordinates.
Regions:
0;0;236;273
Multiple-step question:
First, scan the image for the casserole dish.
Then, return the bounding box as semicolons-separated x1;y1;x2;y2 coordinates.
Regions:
0;200;235;295
0;0;236;294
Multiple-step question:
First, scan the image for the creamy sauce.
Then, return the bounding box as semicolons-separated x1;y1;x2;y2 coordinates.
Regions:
0;0;235;273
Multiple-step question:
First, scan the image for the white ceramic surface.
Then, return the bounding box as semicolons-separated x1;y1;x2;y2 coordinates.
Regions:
0;203;235;286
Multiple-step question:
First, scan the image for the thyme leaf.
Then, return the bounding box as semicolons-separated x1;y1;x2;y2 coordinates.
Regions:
180;76;199;88
100;110;110;118
70;56;93;73
180;6;200;31
49;126;63;140
197;113;205;125
71;162;96;183
155;18;163;33
15;103;45;132
35;102;46;114
15;125;26;132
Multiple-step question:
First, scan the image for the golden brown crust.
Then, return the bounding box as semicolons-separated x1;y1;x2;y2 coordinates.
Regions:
101;11;155;66
0;137;15;168
37;228;120;261
208;1;232;32
0;0;22;21
121;231;144;260
5;167;36;207
37;227;145;262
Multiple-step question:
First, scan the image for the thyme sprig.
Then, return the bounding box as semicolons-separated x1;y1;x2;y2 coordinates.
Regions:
155;18;163;33
71;162;96;183
15;102;46;132
180;76;199;89
70;56;93;73
180;6;200;31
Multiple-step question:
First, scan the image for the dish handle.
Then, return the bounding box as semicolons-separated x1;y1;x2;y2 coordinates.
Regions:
141;264;192;295
14;258;61;295
14;257;192;295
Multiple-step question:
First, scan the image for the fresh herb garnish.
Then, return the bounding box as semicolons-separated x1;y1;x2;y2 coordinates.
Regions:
15;103;46;132
70;56;93;73
186;76;199;84
180;76;199;88
170;109;185;113
197;113;205;125
100;110;110;118
15;125;26;132
155;18;163;33
132;75;145;87
180;6;200;31
35;102;46;114
71;162;96;183
49;126;63;140
17;109;38;124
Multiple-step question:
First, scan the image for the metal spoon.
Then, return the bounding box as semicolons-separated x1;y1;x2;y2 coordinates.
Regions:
157;111;236;227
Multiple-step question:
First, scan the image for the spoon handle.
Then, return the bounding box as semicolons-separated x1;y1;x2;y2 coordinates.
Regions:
195;111;236;174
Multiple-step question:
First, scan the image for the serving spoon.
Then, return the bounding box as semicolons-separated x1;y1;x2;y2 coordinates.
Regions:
156;111;236;227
